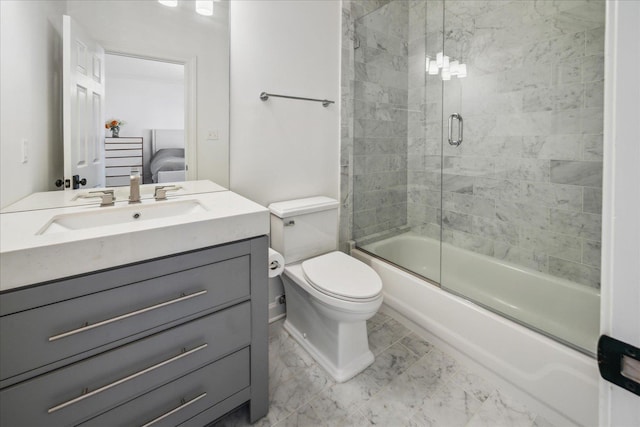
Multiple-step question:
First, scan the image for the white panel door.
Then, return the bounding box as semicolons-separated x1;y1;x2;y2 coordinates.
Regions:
63;14;105;189
600;1;640;425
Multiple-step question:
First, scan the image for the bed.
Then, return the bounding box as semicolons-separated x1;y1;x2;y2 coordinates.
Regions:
150;129;186;183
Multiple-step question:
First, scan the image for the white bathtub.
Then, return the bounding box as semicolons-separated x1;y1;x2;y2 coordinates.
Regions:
353;232;600;426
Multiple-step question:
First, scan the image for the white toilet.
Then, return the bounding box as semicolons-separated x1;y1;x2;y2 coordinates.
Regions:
269;196;383;382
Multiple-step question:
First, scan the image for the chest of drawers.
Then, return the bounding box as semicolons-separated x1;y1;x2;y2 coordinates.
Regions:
105;137;143;187
0;236;268;426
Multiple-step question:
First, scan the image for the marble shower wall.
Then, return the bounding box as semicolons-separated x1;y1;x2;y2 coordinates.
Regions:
408;0;605;288
341;0;604;289
340;0;396;252
350;1;410;240
407;0;444;241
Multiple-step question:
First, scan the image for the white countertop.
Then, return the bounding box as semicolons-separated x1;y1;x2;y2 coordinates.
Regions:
0;188;269;291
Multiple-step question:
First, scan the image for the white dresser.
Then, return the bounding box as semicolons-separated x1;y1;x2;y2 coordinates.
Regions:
104;137;143;187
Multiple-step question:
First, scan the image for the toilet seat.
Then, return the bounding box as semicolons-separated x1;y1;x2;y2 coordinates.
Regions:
302;251;382;302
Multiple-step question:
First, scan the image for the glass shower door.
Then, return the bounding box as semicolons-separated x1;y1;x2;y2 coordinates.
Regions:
439;0;605;354
352;1;444;285
439;0;501;304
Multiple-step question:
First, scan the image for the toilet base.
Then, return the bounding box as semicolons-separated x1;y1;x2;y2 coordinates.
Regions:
281;269;380;383
283;319;374;383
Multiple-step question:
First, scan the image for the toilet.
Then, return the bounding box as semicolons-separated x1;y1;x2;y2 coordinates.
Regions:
269;196;383;383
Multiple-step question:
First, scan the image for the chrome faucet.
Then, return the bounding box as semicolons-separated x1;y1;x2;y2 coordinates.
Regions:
129;169;141;204
77;189;115;207
154;185;180;201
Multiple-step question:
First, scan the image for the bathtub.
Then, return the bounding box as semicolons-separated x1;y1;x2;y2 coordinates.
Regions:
353;232;600;426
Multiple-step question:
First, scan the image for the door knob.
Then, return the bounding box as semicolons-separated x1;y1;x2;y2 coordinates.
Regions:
72;175;87;190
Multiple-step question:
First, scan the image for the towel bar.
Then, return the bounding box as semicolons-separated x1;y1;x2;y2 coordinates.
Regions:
259;92;334;107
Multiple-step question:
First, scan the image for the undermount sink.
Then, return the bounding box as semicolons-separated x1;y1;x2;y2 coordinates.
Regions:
37;199;207;235
1;184;270;291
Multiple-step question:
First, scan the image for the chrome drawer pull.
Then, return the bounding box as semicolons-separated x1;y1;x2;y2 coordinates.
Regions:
140;392;207;427
48;343;208;414
49;290;208;342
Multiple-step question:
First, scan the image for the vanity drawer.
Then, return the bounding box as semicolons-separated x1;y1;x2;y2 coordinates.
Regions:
105;175;131;186
106;149;143;157
0;255;250;381
0;303;250;427
80;348;250;427
105;156;142;167
107;166;141;176
105;143;142;150
105;138;143;153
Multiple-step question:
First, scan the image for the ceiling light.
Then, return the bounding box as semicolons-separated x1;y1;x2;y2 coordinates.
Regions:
158;0;177;7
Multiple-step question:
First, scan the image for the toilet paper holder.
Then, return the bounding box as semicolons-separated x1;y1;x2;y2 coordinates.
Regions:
269;260;281;270
268;248;285;278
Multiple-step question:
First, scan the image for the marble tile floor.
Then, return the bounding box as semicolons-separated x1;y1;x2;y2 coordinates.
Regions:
212;311;556;427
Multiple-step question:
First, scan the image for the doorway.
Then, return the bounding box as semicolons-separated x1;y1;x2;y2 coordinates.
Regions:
104;54;186;185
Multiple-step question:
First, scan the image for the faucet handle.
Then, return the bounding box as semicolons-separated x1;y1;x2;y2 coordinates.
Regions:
83;189;115;207
154;185;180;201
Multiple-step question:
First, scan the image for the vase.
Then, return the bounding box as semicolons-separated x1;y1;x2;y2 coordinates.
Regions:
111;126;120;137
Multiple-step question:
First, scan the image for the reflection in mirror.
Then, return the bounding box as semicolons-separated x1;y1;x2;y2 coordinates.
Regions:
63;13;106;190
0;180;228;214
0;0;229;211
104;54;186;187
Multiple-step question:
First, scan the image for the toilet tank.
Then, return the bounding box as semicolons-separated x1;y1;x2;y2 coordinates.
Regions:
269;197;339;264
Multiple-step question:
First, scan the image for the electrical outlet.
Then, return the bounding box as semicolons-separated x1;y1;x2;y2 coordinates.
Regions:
21;139;28;163
207;129;219;140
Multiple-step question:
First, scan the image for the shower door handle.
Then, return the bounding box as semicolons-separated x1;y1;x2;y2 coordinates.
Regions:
448;113;463;146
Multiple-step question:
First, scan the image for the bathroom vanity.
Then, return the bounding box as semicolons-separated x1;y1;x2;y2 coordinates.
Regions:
0;183;270;426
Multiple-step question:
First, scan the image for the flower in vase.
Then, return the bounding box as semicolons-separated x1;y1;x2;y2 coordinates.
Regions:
105;119;125;130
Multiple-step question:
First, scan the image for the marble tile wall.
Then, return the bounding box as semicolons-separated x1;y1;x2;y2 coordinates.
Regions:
341;0;604;289
407;0;444;242
350;0;410;240
339;1;355;253
407;0;605;289
340;0;396;252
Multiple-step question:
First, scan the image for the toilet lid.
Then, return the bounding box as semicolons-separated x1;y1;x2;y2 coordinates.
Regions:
302;251;382;300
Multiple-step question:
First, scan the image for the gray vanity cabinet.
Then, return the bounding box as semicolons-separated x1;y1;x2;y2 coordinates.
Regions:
0;236;268;426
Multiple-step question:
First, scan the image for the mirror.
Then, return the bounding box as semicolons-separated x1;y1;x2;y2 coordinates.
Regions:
0;0;229;211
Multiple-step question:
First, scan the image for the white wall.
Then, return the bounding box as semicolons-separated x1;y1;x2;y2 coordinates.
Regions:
600;1;640;425
229;0;341;207
106;75;184;135
66;0;229;187
105;57;184;139
0;1;65;209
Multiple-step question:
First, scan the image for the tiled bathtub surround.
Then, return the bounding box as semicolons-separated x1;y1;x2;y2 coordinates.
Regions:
340;0;395;252
342;0;605;289
425;0;605;289
351;0;409;240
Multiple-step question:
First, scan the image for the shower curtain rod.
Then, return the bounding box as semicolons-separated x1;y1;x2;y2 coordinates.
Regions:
259;92;334;107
